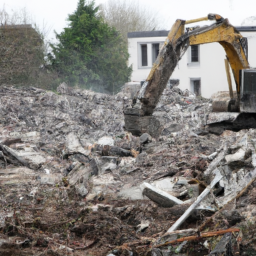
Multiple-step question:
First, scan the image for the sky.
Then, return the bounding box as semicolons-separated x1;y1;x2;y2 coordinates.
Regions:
1;0;256;41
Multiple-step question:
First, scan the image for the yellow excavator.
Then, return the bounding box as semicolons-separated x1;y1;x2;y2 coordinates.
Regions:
124;14;256;136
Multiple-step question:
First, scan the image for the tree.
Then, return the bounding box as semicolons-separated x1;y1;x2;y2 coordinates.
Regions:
100;0;161;41
49;0;132;94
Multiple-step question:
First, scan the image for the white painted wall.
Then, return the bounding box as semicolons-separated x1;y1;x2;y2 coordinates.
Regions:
128;31;256;98
128;36;165;83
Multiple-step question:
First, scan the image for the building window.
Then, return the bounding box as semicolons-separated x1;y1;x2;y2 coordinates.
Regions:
190;78;201;96
152;43;160;63
141;44;148;66
191;45;199;62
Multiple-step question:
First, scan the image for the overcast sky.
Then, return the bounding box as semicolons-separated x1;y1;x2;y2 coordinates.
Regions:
2;0;256;41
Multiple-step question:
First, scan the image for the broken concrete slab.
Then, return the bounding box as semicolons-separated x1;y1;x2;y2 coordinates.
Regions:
215;167;256;207
39;174;62;185
0;167;36;185
140;133;152;144
96;156;118;174
65;132;91;156
97;136;114;146
90;173;121;194
118;186;144;200
1;145;46;169
225;147;247;164
151;178;175;193
76;183;88;197
142;182;183;207
68;164;91;186
118;157;136;174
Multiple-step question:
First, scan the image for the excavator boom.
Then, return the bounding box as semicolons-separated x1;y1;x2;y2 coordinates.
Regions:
124;14;250;136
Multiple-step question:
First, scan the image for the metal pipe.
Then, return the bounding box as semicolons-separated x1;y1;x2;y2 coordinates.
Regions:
185;16;209;24
224;58;234;99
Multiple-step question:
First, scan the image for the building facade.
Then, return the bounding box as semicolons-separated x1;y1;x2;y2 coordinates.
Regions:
128;27;256;98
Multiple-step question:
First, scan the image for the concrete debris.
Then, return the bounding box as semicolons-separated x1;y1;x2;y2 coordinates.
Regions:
225;147;247;164
65;132;91;156
97;136;114;146
167;169;223;232
76;184;88;197
140;133;152;144
1;84;256;255
142;182;184;207
137;220;150;232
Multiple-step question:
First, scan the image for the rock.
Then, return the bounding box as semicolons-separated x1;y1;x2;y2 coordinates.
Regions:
76;184;88;197
137;220;150;232
209;233;232;255
97;136;114;146
118;157;136;174
208;152;218;160
187;184;200;198
97;156;118;173
140;133;152;144
225;147;246;164
68;165;91;186
39;174;62;185
136;152;148;165
65;132;90;156
57;82;69;94
162;123;183;135
221;210;244;225
1;145;46;169
0;167;37;185
152;177;177;195
91;173;121;194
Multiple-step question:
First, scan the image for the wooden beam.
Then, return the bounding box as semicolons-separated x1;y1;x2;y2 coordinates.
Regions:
155;228;240;248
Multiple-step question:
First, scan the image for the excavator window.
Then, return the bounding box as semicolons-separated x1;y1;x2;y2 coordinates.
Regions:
243;70;256;93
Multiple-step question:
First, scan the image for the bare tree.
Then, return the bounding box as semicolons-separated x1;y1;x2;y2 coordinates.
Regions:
0;6;33;25
100;0;162;40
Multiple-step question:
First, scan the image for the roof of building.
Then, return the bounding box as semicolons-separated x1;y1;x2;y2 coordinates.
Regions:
128;26;256;38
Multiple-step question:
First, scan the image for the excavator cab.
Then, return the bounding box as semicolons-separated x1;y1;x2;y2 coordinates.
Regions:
240;69;256;112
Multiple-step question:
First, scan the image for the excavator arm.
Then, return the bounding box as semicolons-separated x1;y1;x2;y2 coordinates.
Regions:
124;14;249;136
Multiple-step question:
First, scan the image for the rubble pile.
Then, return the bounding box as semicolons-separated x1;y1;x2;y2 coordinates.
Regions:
0;84;256;256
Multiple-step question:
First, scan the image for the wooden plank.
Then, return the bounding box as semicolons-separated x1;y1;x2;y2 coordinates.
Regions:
155;228;240;247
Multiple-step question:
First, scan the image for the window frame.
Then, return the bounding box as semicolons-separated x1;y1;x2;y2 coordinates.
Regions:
190;78;201;96
187;45;200;66
137;41;164;69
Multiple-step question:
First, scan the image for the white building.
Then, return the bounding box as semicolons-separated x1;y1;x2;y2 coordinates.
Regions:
128;27;256;98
